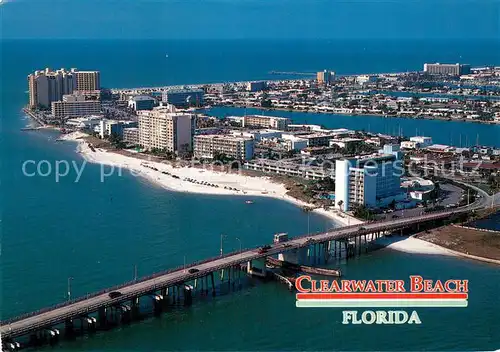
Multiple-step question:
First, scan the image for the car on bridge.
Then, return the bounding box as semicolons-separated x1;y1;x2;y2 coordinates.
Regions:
258;245;272;253
188;268;200;274
108;291;122;299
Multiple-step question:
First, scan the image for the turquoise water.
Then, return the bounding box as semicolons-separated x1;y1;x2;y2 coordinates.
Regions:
206;107;500;148
1;39;500;351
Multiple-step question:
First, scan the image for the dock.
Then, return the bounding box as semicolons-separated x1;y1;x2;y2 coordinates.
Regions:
267;257;341;277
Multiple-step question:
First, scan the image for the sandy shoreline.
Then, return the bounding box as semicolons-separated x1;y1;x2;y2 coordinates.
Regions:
377;236;457;256
63;132;360;227
60;131;458;257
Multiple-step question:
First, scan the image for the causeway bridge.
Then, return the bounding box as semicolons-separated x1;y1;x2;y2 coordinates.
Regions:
0;200;489;348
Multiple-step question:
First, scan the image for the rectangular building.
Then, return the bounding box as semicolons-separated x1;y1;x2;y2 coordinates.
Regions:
128;95;156;111
247;81;267;92
423;63;471;76
335;153;403;211
281;134;308;151
194;135;254;161
28;68;76;108
74;71;101;91
28;68;101;109
138;107;195;153
242;115;290;130
356;75;377;85
162;88;204;107
317;70;335;85
51;92;101;118
410;136;433;148
97;120;136;139
123;127;139;145
329;137;363;149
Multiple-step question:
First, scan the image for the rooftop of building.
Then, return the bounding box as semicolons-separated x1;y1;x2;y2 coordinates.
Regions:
165;88;204;94
410;136;432;140
244;114;290;121
339;153;397;164
195;134;254;141
131;95;156;101
331;137;364;142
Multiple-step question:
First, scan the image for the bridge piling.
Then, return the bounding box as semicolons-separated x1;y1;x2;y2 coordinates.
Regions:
210;272;216;297
98;307;107;328
65;319;74;337
131;296;140;320
184;286;193;306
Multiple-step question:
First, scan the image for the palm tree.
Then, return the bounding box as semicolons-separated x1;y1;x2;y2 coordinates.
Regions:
337;200;344;211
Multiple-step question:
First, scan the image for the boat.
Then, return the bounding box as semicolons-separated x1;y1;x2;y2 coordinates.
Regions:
245;200;254;204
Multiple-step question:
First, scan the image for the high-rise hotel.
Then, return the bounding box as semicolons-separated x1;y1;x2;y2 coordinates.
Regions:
138;106;196;153
335;145;404;211
28;68;100;109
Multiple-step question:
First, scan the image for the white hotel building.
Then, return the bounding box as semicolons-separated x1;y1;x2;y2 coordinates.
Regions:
242;115;290;130
335;145;404;211
194;135;255;161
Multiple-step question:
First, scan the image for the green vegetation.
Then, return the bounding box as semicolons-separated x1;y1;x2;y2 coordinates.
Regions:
149;147;175;160
108;132;127;149
352;205;376;220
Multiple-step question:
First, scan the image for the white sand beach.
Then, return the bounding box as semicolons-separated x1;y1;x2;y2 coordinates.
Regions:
62;133;458;257
57;131;88;141
378;236;457;256
65;133;360;226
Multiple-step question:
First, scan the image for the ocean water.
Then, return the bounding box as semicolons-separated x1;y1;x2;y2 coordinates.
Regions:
206;107;500;148
1;39;500;351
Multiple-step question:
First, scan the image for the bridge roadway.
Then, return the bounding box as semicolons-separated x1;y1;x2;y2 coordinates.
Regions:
0;204;483;339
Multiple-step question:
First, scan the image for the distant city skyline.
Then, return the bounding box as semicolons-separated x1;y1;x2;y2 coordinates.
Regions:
1;0;498;40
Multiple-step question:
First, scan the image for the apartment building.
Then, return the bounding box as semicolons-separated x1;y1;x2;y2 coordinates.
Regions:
335;152;403;211
28;68;76;108
423;63;471;76
242;115;290;130
194;135;254;161
123;128;140;145
28;68;101;109
138;107;195;153
74;70;101;91
51;92;102;118
317;70;335;85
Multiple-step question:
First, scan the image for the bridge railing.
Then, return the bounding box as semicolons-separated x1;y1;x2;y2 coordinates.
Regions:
1;204;475;326
0;246;261;326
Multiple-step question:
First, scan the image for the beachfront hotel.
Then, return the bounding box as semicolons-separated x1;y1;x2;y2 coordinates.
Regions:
335;145;404;211
194;134;255;161
51;92;102;118
242;115;290;130
423;63;471;76
138;106;196;153
28;68;76;108
74;70;101;91
28;68;101;109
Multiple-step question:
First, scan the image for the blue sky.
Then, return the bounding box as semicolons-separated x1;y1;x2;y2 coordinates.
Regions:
1;0;499;39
